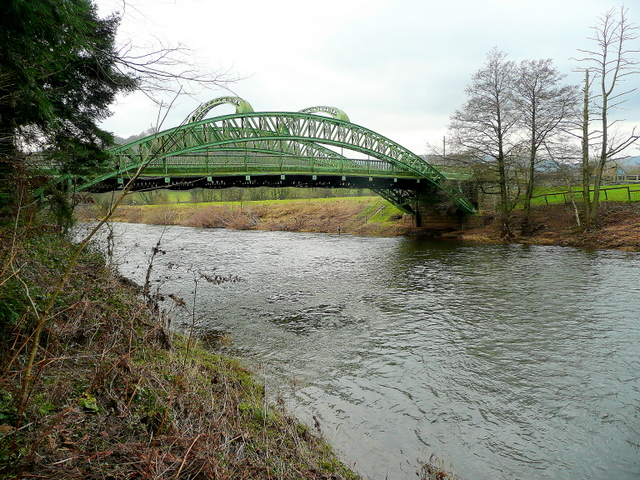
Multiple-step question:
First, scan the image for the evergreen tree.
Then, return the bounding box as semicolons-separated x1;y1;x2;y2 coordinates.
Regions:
0;0;137;185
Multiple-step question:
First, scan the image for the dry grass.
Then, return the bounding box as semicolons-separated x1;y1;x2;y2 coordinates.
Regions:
0;226;360;480
77;197;640;251
79;197;407;237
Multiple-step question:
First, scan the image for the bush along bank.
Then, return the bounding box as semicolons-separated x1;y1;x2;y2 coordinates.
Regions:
0;225;361;480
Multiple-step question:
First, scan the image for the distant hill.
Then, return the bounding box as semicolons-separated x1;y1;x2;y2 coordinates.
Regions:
114;128;158;145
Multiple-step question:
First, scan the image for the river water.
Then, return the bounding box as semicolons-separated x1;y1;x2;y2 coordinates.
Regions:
101;223;640;480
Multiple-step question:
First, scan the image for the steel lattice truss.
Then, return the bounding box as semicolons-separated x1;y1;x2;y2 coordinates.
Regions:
75;99;475;214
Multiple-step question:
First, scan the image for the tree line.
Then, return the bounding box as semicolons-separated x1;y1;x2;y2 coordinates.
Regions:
447;6;639;237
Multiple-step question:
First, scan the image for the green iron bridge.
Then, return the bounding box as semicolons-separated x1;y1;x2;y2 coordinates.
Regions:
38;97;476;223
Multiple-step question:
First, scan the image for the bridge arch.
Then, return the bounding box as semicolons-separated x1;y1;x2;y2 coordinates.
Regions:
188;96;254;123
82;105;475;215
298;106;350;122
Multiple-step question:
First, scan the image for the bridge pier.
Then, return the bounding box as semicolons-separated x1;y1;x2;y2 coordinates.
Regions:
405;200;467;230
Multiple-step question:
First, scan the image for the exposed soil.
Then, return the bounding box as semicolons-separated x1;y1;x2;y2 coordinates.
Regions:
448;202;640;251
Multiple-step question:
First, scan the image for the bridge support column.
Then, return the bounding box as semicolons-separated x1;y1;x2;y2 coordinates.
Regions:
410;201;464;230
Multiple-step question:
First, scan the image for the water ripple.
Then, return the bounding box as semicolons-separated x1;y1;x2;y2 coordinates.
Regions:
105;224;640;480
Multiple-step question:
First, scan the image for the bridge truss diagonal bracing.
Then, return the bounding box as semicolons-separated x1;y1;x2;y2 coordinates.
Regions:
74;100;475;215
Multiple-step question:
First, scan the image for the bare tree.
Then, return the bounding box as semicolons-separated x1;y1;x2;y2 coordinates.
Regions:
578;70;595;224
104;0;239;103
576;6;640;227
449;48;521;238
514;59;580;233
114;39;237;102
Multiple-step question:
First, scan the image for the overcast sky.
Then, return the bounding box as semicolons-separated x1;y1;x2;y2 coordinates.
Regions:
95;0;640;156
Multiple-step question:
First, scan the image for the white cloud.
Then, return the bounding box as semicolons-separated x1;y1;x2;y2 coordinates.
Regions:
97;0;640;154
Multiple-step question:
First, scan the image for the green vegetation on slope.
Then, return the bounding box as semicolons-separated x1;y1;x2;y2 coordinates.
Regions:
0;218;360;479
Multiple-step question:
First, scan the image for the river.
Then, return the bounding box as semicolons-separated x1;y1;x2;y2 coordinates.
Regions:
99;222;640;480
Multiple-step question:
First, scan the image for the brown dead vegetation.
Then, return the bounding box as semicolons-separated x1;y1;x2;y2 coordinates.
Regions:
0;229;360;480
79;197;640;251
448;202;640;251
78;197;406;237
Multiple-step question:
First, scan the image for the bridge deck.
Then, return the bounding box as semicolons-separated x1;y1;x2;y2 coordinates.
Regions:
28;103;477;214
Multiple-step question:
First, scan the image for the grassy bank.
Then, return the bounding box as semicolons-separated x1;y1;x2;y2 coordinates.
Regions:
0;224;361;479
77;196;408;237
527;183;640;206
79;195;640;251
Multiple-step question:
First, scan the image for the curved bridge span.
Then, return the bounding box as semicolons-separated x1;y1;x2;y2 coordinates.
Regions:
82;97;475;215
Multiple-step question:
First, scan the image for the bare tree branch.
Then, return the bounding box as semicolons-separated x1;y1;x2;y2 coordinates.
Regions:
574;6;640;226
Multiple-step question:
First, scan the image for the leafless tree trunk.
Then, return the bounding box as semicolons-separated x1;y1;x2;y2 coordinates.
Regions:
449;48;520;238
576;6;640;227
580;70;594;223
514;59;579;234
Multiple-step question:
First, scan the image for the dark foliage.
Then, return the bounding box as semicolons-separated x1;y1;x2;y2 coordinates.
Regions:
0;0;137;179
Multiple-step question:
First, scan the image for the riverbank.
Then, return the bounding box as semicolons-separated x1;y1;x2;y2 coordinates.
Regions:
78;196;640;251
0;228;362;479
78;196;406;236
449;202;640;251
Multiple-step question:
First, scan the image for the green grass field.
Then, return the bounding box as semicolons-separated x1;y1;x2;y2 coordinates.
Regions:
529;184;640;206
103;182;640;214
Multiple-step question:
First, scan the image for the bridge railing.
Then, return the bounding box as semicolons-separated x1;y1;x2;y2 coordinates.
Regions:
28;150;417;196
112;152;411;178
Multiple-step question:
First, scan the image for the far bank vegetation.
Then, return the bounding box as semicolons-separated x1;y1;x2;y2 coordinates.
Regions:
444;7;639;237
79;194;407;237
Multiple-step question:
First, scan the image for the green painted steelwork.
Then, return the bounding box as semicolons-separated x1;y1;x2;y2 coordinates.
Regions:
298;106;350;122
188;96;255;123
44;97;475;214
